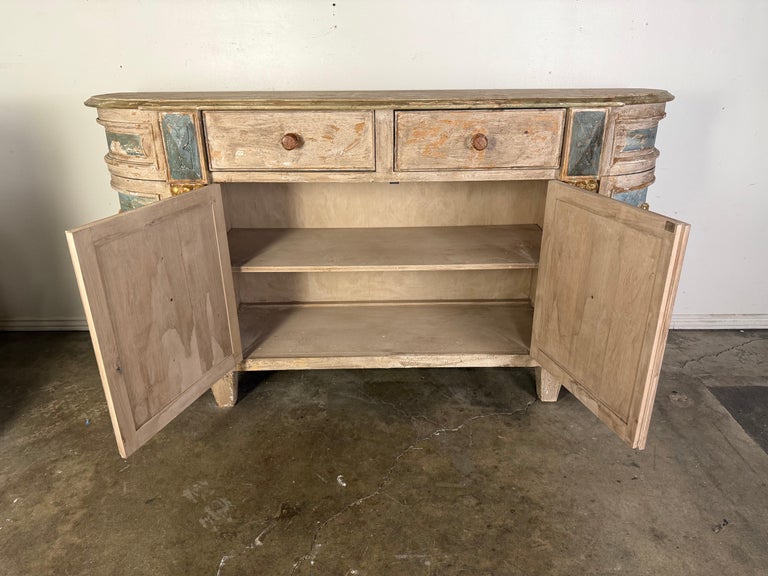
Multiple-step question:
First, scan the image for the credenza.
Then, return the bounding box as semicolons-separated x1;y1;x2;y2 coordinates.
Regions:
67;90;688;457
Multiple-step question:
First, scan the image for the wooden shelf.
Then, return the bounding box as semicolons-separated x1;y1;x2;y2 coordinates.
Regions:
229;225;541;272
238;300;535;370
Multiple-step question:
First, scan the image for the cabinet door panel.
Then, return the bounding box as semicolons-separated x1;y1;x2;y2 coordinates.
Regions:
67;185;241;457
531;181;688;449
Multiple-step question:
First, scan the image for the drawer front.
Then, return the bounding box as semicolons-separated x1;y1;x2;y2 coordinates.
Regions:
204;111;375;171
395;109;565;171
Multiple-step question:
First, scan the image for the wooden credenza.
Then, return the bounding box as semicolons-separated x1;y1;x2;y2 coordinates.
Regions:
68;90;688;457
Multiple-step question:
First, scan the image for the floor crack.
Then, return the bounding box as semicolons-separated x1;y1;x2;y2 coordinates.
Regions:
212;519;276;575
680;338;764;371
216;555;232;576
290;399;536;575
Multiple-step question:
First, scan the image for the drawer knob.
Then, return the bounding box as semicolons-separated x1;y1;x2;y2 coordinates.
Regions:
280;133;303;151
471;133;488;151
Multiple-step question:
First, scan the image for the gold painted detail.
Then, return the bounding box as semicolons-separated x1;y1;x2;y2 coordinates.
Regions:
170;183;202;196
569;179;599;192
640;202;650;211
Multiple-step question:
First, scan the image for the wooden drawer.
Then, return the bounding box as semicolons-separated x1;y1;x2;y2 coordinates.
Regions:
204;111;375;171
395;109;565;171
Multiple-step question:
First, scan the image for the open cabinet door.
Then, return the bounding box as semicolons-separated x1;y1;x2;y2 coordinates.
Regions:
66;185;241;457
531;181;689;449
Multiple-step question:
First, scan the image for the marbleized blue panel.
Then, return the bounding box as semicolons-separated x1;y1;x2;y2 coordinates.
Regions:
106;132;145;157
623;127;657;152
118;192;160;212
613;188;648;207
161;113;203;180
566;110;606;177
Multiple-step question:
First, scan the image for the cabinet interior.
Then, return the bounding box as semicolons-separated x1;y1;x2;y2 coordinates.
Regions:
221;180;547;367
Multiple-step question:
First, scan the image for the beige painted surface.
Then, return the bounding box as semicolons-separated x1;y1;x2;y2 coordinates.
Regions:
228;225;541;272
222;181;546;229
234;269;535;303
66;186;241;457
531;181;689;449
394;109;564;171
204;110;375;171
238;301;535;370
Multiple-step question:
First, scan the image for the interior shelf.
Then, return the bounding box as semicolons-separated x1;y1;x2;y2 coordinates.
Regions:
237;300;535;370
229;224;541;272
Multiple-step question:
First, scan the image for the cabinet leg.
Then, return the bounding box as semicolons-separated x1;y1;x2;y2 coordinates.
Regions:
211;371;238;407
535;367;561;402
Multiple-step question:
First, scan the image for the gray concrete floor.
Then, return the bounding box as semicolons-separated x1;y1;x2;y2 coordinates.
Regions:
0;330;766;575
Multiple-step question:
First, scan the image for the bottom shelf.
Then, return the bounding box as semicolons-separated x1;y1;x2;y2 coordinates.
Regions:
238;300;535;370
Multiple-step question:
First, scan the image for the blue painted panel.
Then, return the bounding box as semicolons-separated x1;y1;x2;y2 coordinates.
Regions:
118;192;160;212
623;127;657;152
613;188;648;207
161;113;203;180
106;132;145;157
567;110;606;177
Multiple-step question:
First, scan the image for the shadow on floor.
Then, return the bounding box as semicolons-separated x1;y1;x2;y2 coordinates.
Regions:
709;386;768;454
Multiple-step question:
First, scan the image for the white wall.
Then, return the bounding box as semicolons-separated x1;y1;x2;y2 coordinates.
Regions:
1;0;766;329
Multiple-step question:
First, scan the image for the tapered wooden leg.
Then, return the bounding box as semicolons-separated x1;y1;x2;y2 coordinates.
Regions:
211;371;239;407
535;367;561;402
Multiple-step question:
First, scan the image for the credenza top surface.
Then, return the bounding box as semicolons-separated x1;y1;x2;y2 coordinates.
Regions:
85;88;674;110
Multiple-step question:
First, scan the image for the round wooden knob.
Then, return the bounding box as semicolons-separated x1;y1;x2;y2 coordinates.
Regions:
280;133;302;151
471;133;488;151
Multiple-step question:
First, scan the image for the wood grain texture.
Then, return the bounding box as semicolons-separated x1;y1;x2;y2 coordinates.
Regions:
211;167;559;183
211;372;238;407
79;89;683;454
235;269;535;303
238;301;535;370
66;185;241;457
535;367;562;402
531;181;689;449
228;225;541;272
85;89;674;110
375;109;395;173
204;111;375;171
221;181;547;229
395;110;565;171
635;220;690;448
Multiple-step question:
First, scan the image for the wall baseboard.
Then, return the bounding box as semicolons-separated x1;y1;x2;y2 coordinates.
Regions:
670;314;768;330
0;318;89;331
2;315;767;332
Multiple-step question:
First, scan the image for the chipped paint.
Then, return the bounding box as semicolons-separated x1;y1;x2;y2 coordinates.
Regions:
613;187;648;206
566;110;605;177
117;192;159;212
106;132;145;157
623;127;657;151
161;113;203;180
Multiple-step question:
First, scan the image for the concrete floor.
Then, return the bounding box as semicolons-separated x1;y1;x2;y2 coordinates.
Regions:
0;330;766;575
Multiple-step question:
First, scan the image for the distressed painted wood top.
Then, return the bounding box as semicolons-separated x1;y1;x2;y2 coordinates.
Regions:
86;89;673;110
